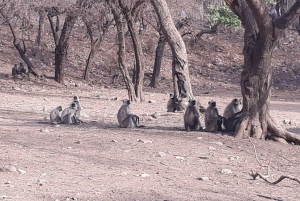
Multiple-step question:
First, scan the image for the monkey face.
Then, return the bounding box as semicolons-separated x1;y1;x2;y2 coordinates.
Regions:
169;93;174;99
123;99;130;105
209;100;216;108
73;96;78;101
71;103;76;108
189;100;196;106
57;106;62;111
233;98;241;105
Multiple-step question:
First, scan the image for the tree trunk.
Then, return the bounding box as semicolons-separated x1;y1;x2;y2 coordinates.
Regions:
109;1;137;101
119;0;145;101
37;8;45;48
225;0;300;145
54;13;78;83
150;0;194;99
149;32;166;88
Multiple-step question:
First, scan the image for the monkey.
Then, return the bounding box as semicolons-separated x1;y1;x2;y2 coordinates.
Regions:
12;64;18;77
223;98;242;133
204;100;223;132
269;4;279;20
184;99;202;131
70;96;82;118
18;63;26;75
50;106;62;125
61;103;82;125
167;94;185;112
117;99;141;128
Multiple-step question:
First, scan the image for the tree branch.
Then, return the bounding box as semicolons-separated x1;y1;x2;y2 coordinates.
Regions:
245;0;270;31
274;0;300;29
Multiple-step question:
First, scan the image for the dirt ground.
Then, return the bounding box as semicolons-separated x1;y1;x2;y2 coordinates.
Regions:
0;71;300;201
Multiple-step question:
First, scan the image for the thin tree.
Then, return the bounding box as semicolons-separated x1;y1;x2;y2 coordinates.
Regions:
150;0;194;100
224;0;300;144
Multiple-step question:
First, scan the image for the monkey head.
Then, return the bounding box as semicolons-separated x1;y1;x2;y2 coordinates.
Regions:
71;103;76;109
123;99;130;105
169;93;174;99
73;96;79;102
57;106;62;111
232;98;242;105
189;99;197;106
208;100;216;108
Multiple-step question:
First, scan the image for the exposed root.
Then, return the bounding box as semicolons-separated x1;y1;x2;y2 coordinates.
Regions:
267;115;300;145
250;171;300;185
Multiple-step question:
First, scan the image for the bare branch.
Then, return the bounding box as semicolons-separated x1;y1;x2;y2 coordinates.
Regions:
245;0;270;31
274;0;300;29
250;171;300;185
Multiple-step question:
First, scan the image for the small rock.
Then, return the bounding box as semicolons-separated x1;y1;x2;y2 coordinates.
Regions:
208;146;216;151
4;181;11;184
148;100;156;103
228;156;239;161
18;168;26;174
10;166;17;172
82;113;89;118
221;169;232;174
151;112;159;119
198;177;209;181
175;156;185;161
157;152;166;157
213;142;223;146
199;156;210;159
43;97;49;101
40;128;49;133
283;119;291;124
141;173;150;178
111;140;118;143
197;137;203;140
54;125;61;127
75;141;81;144
137;139;153;144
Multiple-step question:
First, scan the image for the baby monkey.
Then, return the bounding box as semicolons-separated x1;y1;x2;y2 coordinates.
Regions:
117;99;141;128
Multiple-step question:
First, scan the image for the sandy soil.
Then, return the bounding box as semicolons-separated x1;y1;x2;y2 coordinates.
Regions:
0;75;299;201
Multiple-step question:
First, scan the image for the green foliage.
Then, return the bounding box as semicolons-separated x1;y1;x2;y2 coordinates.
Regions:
206;5;241;28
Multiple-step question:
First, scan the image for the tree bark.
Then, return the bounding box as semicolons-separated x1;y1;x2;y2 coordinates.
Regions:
119;0;145;101
109;1;137;101
54;12;78;83
37;8;46;48
149;32;166;88
150;0;194;99
225;0;300;144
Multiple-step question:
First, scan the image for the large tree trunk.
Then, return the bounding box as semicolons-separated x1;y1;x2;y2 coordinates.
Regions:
149;32;166;88
109;1;137;101
225;0;300;145
54;13;78;83
150;0;194;99
119;0;145;101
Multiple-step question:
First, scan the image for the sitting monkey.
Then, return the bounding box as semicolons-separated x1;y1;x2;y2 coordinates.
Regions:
223;98;242;132
204;100;223;132
117;99;141;128
167;94;185;112
50;106;62;124
70;96;82;118
61;103;82;125
184;99;202;131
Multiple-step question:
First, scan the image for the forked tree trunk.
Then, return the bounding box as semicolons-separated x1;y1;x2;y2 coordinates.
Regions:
110;1;137;101
150;0;194;99
54;13;78;83
150;32;166;88
119;0;145;101
225;0;300;145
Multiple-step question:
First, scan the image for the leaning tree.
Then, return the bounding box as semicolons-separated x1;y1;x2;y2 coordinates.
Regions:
224;0;300;144
150;0;195;100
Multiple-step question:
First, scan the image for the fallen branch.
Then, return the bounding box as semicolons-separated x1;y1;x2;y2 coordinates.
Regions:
250;171;300;185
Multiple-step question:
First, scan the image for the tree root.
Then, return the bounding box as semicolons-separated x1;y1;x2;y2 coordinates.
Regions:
250;171;300;185
267;115;300;145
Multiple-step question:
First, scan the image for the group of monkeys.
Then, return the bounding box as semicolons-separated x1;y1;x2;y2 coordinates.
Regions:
49;96;83;125
116;94;243;133
49;94;242;134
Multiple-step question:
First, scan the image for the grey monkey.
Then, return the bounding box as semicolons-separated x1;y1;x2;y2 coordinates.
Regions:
167;93;185;112
70;96;82;118
117;99;140;128
223;98;242;132
61;103;81;125
205;100;223;132
50;106;62;124
184;99;202;131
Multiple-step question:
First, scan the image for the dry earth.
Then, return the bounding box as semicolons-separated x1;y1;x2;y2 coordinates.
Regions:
0;18;300;201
